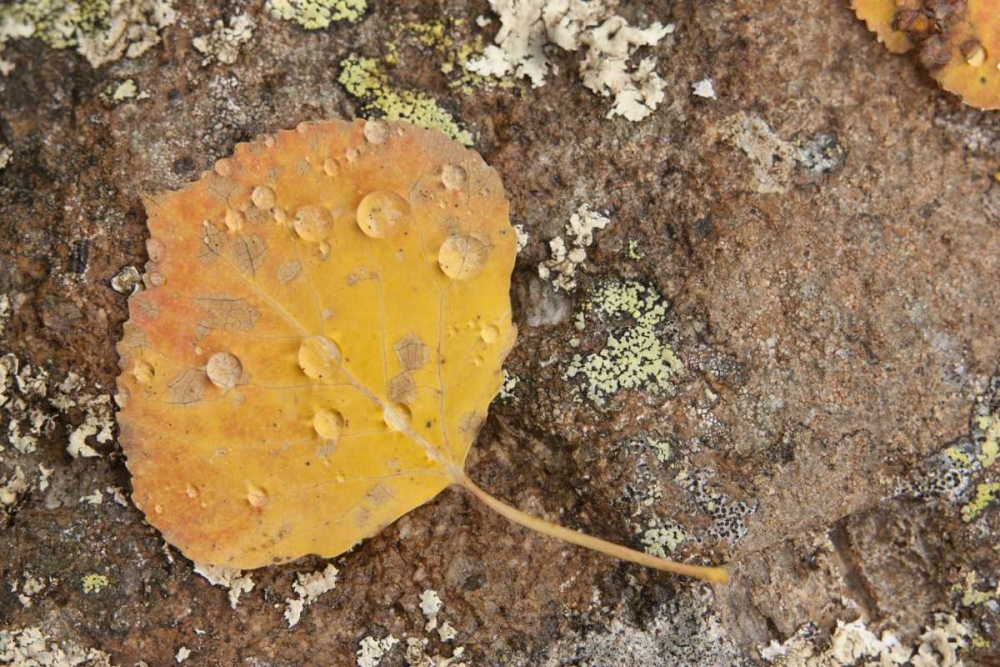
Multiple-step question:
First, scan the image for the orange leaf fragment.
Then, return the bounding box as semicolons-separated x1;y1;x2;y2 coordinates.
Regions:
116;119;726;584
851;0;914;54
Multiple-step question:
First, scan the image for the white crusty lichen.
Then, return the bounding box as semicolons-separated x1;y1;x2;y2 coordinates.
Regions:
357;635;399;667
193;561;255;609
760;615;968;667
0;145;11;171
283;563;339;627
467;0;673;121
566;280;683;404
538;203;610;291
0;627;114;666
192;13;254;65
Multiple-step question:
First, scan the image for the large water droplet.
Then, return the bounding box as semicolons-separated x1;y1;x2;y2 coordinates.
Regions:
206;352;243;389
356;191;410;238
294;205;334;243
251;185;276;209
441;164;467;191
364;120;389;144
298;336;342;380
438;234;489;280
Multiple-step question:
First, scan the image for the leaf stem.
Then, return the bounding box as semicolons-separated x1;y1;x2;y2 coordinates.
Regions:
455;474;728;585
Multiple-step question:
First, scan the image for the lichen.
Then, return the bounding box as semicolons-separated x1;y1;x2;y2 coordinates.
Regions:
960;481;1000;523
538;204;610;292
81;573;109;594
283;563;338;627
192;13;254;66
338;54;474;146
952;570;998;607
467;0;673;121
0;0;177;71
0;627;114;666
265;0;366;29
566;280;683;404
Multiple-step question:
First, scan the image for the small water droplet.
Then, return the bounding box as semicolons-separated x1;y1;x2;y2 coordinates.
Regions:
274;207;290;227
263;135;276;148
335;473;346;484
185;484;199;498
438;234;489;280
154;504;163;515
246;483;269;509
313;409;344;442
294;205;334;243
364;120;389;144
296;121;311;134
298;336;342;379
206;352;242;389
214;159;233;176
480;324;499;344
382;403;411;433
251;185;276;209
225;209;245;232
323;158;340;177
133;360;154;384
356;191;410;238
147;272;166;287
146;238;165;262
441;164;467;191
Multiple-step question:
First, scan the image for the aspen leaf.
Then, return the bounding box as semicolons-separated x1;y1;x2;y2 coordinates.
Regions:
116;119;726;584
851;0;1000;110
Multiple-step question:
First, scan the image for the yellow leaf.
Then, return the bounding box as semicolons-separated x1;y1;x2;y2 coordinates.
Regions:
850;0;914;54
116;119;726;584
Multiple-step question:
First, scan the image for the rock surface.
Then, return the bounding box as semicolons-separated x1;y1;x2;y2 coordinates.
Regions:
1;1;998;665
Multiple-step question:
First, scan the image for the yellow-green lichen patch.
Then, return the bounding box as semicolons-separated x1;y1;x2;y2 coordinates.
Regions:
640;522;687;558
265;0;366;29
338;54;474;146
81;573;109;594
973;413;999;468
961;482;1000;523
383;18;515;95
566;280;684;404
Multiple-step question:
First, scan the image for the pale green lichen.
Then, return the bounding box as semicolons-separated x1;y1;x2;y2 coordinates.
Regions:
0;0;110;51
0;0;176;70
961;482;1000;523
566;280;683;404
643;437;672;463
265;0;366;29
953;571;998;607
81;573;109;594
338;54;473;146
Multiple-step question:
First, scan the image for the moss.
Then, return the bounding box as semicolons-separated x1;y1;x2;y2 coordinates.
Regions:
961;482;1000;522
566;280;684;404
338;53;474;146
265;0;366;28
